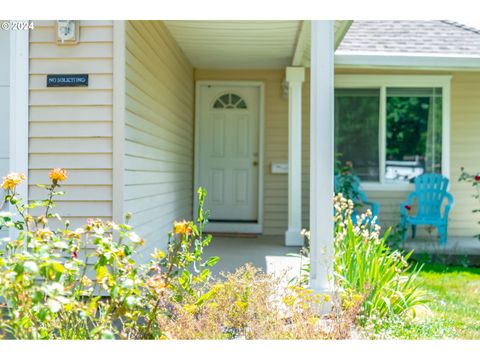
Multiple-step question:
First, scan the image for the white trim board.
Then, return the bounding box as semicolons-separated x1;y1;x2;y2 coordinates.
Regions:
335;53;480;70
112;20;126;225
335;74;451;191
194;80;265;234
9;29;29;239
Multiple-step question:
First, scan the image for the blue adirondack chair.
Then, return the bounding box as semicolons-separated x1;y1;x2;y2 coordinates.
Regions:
334;174;379;220
400;173;454;246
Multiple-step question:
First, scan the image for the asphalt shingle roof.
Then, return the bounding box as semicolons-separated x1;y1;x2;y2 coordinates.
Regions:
337;20;480;56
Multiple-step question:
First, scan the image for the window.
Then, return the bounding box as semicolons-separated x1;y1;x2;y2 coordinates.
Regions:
334;76;450;187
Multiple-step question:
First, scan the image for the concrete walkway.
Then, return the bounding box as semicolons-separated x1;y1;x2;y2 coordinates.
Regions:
203;234;302;276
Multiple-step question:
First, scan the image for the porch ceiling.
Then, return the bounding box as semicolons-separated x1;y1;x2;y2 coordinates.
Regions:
163;20;352;69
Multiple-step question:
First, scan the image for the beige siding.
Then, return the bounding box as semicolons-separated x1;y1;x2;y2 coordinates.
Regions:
29;20;114;230
449;72;480;236
197;68;480;238
125;21;194;253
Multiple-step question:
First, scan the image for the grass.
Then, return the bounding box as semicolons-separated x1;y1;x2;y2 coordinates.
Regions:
387;263;480;339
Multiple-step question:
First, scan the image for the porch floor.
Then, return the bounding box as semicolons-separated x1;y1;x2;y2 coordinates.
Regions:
203;234;301;276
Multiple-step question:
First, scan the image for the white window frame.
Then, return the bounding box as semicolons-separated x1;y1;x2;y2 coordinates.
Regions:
334;75;451;191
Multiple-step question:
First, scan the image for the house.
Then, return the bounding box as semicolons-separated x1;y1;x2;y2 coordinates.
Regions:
1;20;480;291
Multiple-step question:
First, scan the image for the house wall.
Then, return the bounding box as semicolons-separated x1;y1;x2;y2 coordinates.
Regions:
25;21;480;241
29;20;114;229
125;21;194;254
196;68;480;239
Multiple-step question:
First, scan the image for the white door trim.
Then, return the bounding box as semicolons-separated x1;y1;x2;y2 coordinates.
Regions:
9;29;29;239
194;80;264;234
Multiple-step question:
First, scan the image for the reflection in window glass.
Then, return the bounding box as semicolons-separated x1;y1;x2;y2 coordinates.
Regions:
385;87;442;183
334;88;380;182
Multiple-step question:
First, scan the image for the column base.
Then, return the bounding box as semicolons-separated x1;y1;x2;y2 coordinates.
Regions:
285;230;304;246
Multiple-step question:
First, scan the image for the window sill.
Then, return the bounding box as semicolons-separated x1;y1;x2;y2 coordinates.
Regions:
360;182;415;192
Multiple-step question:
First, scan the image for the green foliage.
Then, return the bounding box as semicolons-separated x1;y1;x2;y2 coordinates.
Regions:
333;194;430;323
458;168;480;240
300;194;430;330
0;170;216;339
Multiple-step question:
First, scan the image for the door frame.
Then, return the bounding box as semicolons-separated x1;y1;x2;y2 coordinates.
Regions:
194;80;265;234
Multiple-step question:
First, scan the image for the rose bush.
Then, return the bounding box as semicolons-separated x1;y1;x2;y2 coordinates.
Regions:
0;170;218;339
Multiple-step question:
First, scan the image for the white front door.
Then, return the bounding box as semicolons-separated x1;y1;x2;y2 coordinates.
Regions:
197;84;260;224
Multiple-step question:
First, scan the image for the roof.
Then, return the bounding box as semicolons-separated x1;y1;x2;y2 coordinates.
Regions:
337;20;480;56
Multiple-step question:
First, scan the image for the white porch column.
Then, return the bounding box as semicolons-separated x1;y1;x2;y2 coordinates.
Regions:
309;21;335;300
285;67;305;246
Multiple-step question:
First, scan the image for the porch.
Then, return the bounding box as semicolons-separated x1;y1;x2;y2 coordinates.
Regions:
120;20;480;297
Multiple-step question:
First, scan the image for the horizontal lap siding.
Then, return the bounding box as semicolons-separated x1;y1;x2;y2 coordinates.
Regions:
29;20;114;230
125;21;194;254
449;72;480;236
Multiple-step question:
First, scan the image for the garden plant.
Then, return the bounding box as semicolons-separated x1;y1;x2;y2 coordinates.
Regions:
0;170;218;339
458;167;480;240
301;193;430;335
0;170;357;340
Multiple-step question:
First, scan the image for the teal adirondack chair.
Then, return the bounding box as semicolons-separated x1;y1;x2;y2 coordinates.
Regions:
334;174;379;221
400;173;454;246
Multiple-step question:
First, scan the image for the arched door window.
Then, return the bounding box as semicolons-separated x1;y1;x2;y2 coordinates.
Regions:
213;93;247;109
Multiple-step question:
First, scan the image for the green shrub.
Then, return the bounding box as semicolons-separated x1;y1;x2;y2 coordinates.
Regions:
0;170;217;339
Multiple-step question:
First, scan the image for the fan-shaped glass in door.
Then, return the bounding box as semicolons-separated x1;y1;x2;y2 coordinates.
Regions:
213;93;247;109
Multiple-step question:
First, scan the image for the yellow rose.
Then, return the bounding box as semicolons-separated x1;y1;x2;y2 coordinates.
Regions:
49;168;68;183
173;220;192;235
35;228;53;240
1;172;26;190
